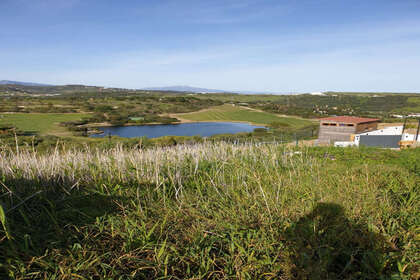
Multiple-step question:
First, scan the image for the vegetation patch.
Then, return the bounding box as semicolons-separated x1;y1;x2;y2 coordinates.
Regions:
0;143;418;279
0;113;90;135
176;104;313;127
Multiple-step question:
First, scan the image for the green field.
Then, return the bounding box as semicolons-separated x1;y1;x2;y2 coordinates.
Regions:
405;97;420;112
0;143;418;278
0;113;90;135
176;104;313;127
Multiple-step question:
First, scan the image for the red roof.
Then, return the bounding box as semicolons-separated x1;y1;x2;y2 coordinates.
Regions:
320;116;380;124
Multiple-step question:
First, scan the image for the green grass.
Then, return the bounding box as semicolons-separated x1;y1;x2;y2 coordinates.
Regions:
177;104;313;127
405;97;420;112
0;113;90;135
197;93;289;103
0;143;418;279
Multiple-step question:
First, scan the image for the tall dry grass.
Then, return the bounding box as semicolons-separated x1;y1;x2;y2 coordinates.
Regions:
0;143;418;279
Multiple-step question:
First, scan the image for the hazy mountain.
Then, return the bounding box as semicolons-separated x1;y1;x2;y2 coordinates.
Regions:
0;81;297;95
142;85;228;93
0;80;53;86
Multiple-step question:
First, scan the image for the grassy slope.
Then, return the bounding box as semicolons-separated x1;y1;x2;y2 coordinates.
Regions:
176;104;313;127
197;93;288;103
0;143;418;279
0;113;90;135
405;97;420;112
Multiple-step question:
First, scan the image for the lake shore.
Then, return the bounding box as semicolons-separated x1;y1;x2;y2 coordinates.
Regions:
89;122;264;138
83;118;268;129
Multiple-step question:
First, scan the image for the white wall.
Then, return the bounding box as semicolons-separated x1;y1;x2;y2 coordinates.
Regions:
401;133;420;141
354;126;403;145
334;141;356;147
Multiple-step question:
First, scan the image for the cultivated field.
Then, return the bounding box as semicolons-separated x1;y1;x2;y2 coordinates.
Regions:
175;104;313;127
0;143;418;279
0;113;90;136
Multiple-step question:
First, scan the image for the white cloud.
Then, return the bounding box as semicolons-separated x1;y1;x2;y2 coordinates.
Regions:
14;37;418;92
1;12;420;92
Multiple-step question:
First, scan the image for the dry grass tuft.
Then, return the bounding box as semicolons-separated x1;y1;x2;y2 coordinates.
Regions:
0;143;419;279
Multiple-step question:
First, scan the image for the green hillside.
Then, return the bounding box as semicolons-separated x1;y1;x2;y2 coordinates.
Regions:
176;104;313;127
0;113;90;135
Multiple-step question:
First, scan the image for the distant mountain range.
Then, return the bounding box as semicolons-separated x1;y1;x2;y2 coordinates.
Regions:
0;80;53;87
142;85;228;93
0;80;294;94
0;81;229;93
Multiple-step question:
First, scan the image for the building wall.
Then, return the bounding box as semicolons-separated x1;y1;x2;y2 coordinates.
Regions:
359;135;401;148
355;122;378;133
401;133;420;142
353;126;402;145
318;121;379;144
318;125;357;143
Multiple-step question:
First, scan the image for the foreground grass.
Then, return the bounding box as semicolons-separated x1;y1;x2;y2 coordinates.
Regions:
0;113;90;136
0;143;419;279
176;104;313;127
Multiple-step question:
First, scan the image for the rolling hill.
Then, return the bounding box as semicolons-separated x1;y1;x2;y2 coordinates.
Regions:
0;80;53;86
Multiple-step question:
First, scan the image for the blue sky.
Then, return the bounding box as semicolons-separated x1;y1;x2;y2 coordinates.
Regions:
1;0;420;92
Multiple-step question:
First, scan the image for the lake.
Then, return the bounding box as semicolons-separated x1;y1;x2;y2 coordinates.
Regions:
90;122;263;138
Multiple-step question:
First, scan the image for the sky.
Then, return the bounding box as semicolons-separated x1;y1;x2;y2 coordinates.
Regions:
1;0;420;93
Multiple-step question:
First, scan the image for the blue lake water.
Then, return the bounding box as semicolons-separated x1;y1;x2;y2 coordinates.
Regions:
90;122;263;138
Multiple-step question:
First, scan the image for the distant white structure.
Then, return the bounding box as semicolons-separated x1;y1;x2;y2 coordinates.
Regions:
334;125;420;147
310;92;326;96
390;113;420;118
334;141;356;147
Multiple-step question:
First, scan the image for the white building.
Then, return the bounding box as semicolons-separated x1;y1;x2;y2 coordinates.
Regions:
334;125;419;147
408;113;420;118
353;126;403;145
